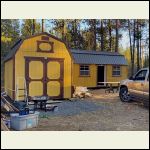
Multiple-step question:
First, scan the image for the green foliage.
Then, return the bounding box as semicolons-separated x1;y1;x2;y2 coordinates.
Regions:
21;19;41;38
1;19;20;58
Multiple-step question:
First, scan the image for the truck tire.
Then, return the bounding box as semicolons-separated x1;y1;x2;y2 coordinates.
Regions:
119;87;131;102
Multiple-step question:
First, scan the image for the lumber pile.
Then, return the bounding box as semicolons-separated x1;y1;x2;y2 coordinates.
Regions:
73;86;93;99
1;96;19;112
1;118;9;131
1;92;19;131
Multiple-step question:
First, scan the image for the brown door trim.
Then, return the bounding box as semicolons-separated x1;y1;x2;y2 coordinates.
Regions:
25;57;64;99
25;57;45;97
45;58;64;98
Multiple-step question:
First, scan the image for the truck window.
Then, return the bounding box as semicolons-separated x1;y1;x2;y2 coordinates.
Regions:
134;70;147;81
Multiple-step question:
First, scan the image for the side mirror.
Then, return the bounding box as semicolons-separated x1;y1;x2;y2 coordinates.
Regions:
129;76;134;80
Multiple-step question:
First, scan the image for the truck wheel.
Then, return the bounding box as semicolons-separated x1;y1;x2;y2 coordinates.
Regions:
119;87;131;102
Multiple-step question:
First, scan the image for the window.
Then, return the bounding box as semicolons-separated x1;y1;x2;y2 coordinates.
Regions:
112;66;121;76
80;65;90;76
134;70;147;81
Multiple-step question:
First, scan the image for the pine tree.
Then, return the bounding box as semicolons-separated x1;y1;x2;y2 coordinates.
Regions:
21;19;41;38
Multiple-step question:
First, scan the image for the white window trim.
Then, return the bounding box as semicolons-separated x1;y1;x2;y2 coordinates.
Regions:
80;65;90;76
112;65;121;77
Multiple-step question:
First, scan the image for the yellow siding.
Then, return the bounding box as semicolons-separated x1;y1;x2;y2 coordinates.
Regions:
47;81;60;96
4;59;13;98
29;61;43;79
15;34;72;100
29;81;43;96
46;61;61;97
106;65;128;85
47;61;60;79
72;64;97;87
73;64;128;87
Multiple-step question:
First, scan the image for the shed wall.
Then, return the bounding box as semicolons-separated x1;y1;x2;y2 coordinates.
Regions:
4;59;14;98
106;65;128;85
72;64;97;87
72;64;128;87
15;35;72;100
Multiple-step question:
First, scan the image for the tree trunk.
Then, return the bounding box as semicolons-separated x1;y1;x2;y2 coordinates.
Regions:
32;19;35;35
62;20;65;40
93;19;97;50
74;19;77;48
115;19;119;52
42;19;44;32
63;20;67;43
100;19;104;51
139;23;142;68
108;20;112;51
136;20;140;71
128;19;133;76
132;20;136;74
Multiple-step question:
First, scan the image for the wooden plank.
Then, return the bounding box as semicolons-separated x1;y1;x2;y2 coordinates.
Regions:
98;82;120;84
1;118;9;131
1;96;19;112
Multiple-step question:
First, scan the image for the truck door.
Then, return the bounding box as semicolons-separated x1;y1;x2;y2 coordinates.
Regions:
143;73;149;100
128;69;147;99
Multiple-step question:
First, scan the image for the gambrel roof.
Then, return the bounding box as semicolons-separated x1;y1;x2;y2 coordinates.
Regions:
4;32;128;66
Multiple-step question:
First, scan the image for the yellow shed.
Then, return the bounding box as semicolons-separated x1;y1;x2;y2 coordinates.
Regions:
4;32;73;100
4;32;128;101
71;49;128;87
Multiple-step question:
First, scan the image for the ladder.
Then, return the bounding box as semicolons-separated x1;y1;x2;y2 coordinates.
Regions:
15;77;29;106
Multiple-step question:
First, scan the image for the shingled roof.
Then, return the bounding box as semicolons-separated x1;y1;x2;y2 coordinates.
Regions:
3;39;23;62
70;49;128;65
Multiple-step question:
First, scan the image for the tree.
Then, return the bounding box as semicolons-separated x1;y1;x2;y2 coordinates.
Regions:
32;19;35;35
127;19;136;76
100;19;104;51
42;19;44;32
1;19;20;85
136;19;140;71
1;19;20;58
21;19;41;38
67;19;82;49
83;19;98;50
115;19;119;52
108;20;112;51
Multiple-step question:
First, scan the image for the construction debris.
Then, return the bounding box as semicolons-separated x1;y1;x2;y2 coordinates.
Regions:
1;92;19;131
73;86;93;99
1;118;9;131
1;96;19;112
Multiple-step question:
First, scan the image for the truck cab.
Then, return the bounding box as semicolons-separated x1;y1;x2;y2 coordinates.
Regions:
119;68;149;106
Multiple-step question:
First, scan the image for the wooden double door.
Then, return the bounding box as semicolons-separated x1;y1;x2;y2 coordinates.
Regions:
25;57;64;99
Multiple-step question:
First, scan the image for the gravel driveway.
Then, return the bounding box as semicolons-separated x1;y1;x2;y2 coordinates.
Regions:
27;89;149;131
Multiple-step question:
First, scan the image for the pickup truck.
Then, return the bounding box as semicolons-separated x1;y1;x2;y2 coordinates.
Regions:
119;68;149;106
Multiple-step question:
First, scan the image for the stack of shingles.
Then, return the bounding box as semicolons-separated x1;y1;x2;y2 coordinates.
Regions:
1;93;19;131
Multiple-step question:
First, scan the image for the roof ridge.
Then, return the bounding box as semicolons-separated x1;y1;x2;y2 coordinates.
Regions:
71;50;123;56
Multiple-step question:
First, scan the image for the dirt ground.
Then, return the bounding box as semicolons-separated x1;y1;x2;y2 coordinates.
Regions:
27;89;149;131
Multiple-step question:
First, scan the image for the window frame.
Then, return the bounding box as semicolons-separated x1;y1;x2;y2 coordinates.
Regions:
79;65;90;77
112;65;121;77
134;70;147;81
